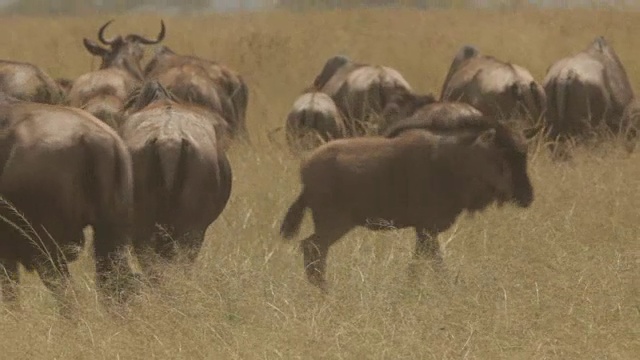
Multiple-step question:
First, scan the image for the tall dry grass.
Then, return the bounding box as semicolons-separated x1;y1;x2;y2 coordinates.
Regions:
0;8;638;359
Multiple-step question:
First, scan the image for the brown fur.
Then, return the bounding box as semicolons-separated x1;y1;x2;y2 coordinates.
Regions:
0;95;137;315
119;80;232;280
280;116;534;291
0;60;66;104
311;55;417;136
440;45;547;130
543;36;634;141
67;20;165;129
144;46;249;142
285;91;347;153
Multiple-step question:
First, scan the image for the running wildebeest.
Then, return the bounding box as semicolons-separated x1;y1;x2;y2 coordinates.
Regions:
284;90;347;152
0;94;138;315
67;19;165;128
543;36;635;142
144;45;249;142
120;81;232;280
310;55;420;136
0;59;66;104
440;45;547;130
280;113;534;291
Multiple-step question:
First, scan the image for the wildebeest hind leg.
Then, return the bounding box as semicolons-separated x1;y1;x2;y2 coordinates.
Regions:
0;258;20;308
300;221;351;293
34;257;75;318
301;234;330;293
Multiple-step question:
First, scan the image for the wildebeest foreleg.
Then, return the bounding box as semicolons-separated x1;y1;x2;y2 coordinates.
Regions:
414;228;443;263
0;258;19;306
409;228;445;281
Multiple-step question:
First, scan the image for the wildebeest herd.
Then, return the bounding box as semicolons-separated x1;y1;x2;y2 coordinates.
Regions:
0;19;636;316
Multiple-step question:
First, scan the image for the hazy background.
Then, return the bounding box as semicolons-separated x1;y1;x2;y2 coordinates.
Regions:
0;0;639;14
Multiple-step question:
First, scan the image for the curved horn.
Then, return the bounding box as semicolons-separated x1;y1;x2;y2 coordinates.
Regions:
98;19;116;45
127;20;166;45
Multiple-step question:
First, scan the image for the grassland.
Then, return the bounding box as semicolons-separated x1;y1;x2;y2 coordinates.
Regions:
0;8;638;359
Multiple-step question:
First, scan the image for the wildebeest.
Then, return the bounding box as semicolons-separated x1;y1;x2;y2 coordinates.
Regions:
542;36;634;141
144;45;249;141
0;59;66;104
280;114;534;291
0;94;138;314
120;80;232;279
67;19;165;128
311;55;419;136
440;45;547;130
284;90;347;152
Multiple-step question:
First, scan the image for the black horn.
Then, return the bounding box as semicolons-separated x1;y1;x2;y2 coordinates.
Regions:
98;19;116;45
127;20;166;45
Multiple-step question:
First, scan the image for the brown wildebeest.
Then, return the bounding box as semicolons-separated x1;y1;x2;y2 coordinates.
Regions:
311;55;420;136
280;115;534;291
440;45;547;130
284;90;347;152
543;36;634;142
0;94;138;315
0;59;66;104
67;19;165;128
144;45;249;142
120;80;232;280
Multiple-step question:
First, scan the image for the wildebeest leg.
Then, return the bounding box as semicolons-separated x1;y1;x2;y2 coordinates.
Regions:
93;222;139;305
301;218;351;293
132;223;161;284
301;234;330;292
0;258;20;308
179;228;206;263
408;228;445;281
34;257;75;318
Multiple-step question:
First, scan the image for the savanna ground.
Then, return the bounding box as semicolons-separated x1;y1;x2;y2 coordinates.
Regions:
0;8;638;359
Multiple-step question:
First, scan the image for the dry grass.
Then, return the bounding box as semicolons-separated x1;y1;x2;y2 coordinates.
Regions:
0;8;639;359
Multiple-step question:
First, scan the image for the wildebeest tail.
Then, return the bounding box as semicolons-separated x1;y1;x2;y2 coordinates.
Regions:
555;70;573;133
149;137;190;210
280;191;307;240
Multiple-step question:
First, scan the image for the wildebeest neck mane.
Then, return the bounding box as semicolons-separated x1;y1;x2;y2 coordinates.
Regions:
124;80;179;114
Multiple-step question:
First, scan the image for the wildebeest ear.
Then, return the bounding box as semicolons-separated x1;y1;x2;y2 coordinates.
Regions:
83;38;109;57
473;128;496;147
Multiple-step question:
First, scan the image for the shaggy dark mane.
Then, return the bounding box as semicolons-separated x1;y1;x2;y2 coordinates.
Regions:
123;80;178;114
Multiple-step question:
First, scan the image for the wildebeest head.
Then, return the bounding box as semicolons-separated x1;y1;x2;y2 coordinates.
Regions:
83;19;166;78
440;45;480;97
312;54;351;89
380;87;437;128
390;111;534;208
55;77;73;96
456;120;534;209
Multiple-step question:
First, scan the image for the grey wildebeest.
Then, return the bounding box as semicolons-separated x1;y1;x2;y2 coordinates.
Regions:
311;55;422;136
144;45;249;142
284;89;347;152
542;36;634;142
440;45;547;130
280;114;534;291
0;59;66;104
0;94;138;315
119;80;232;279
67;19;165;128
